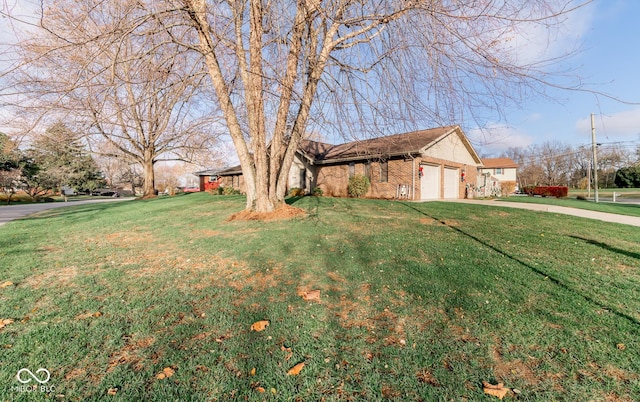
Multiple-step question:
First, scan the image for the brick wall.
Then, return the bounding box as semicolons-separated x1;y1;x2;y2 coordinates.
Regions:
219;174;246;193
315;164;349;197
315;157;417;199
218;155;479;200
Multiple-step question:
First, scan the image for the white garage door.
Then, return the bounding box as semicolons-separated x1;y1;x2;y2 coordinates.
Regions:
420;164;440;200
444;167;459;199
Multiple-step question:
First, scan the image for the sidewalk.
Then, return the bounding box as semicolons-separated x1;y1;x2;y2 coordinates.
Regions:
446;199;640;227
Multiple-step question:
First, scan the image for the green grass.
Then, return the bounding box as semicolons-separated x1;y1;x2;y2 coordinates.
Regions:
1;193;639;401
498;195;640;218
569;188;640;198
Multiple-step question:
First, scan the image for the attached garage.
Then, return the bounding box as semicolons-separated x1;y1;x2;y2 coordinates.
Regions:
420;164;441;200
443;167;460;199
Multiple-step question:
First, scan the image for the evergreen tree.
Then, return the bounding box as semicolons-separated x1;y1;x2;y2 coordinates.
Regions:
0;133;23;203
27;122;105;198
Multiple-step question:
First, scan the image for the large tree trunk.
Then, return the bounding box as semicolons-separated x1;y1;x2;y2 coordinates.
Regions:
142;153;156;197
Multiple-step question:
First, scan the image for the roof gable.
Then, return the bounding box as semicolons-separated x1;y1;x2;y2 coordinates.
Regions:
302;125;482;164
203;126;483;176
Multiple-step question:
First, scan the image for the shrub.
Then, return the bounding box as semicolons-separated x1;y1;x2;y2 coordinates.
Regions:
347;174;370;198
500;181;517;197
312;187;323;196
288;187;305;197
222;186;241;195
525;186;568;198
522;185;536;196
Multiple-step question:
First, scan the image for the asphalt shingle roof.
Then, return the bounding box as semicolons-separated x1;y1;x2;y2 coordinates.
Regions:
300;126;458;163
481;158;518;169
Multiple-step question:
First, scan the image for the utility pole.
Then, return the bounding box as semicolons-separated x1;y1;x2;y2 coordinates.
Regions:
587;160;591;199
591;113;599;203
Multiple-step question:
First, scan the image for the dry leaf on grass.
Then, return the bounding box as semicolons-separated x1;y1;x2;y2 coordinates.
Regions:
249;367;256;376
0;318;15;329
616;343;626;351
0;281;14;288
76;312;102;320
482;381;509;400
287;362;305;376
250;320;270;332
301;290;321;301
256;387;266;393
107;388;118;395
281;345;293;361
156;367;175;380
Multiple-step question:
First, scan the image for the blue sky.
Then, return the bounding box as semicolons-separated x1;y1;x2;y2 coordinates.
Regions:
470;0;640;156
2;0;639;160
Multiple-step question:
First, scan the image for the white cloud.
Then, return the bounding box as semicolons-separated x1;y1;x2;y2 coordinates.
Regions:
575;108;640;139
500;1;594;66
468;124;535;156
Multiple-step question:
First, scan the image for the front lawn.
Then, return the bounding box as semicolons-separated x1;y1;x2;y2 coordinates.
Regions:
0;194;638;401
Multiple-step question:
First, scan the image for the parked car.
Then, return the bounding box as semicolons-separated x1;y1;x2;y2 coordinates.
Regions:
91;190;120;197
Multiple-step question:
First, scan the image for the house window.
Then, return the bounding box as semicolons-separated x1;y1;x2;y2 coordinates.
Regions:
495;168;503;174
348;162;355;178
363;162;371;181
210;175;218;182
379;161;388;183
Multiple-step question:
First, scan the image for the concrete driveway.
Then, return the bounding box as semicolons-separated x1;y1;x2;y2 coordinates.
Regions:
447;199;640;227
0;198;131;227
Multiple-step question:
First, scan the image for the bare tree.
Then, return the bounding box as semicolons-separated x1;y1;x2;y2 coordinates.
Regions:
170;0;588;212
506;142;574;187
3;0;590;211
597;145;629;189
567;145;591;188
2;0;220;197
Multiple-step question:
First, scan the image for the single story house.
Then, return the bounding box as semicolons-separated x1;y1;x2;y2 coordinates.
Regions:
197;125;484;200
196;165;245;193
477;157;518;197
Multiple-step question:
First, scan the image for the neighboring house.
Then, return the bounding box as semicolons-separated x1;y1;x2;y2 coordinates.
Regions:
196;165;244;193
477;157;518;197
196;125;484;200
194;168;224;192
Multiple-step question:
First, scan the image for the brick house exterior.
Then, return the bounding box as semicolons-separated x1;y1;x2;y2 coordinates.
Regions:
195;166;245;193
197;126;483;200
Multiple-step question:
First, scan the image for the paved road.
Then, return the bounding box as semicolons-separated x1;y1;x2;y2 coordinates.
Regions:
0;198;132;227
447;199;640;227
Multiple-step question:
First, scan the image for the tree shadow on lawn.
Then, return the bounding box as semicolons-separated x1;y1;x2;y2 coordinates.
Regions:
569;235;640;261
399;202;640;328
